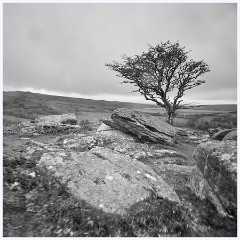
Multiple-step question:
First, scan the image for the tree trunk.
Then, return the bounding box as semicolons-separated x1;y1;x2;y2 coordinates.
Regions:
166;110;174;126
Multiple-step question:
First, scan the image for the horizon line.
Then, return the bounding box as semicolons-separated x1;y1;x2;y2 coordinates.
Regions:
3;89;237;106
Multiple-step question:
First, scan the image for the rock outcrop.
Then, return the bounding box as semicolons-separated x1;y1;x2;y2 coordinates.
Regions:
208;127;224;138
212;128;236;141
96;123;135;142
222;130;237;142
175;127;189;142
103;108;176;145
96;123;197;193
193;141;237;214
12;114;81;136
35;113;77;125
18;122;80;136
138;149;194;191
188;167;228;217
184;130;210;145
37;147;179;215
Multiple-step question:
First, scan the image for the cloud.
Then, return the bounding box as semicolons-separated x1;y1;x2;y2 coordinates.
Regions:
3;3;237;104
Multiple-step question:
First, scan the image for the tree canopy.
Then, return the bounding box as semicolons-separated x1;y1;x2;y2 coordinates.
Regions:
106;41;210;125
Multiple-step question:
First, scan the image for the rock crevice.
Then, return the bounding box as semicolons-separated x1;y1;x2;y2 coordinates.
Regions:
103;108;176;145
37;147;179;215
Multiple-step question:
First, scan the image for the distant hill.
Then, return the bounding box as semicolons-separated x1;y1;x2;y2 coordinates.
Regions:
3;91;155;120
3;91;237;120
191;104;237;112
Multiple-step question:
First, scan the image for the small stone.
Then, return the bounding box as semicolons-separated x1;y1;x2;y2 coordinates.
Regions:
145;174;157;181
133;151;147;160
87;220;94;226
221;153;231;161
29;172;36;178
106;175;113;181
9;182;20;190
114;146;127;154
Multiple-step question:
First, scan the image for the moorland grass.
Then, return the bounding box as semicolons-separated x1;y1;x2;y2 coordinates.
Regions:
3;137;237;237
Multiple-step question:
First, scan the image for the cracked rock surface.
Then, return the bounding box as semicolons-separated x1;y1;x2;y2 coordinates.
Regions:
35;113;77;125
193;140;237;214
103;108;176;145
37;147;179;215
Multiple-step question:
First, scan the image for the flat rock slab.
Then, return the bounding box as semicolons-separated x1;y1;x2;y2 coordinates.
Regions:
35;113;77;125
37;147;179;215
96;123;135;142
193;140;237;212
104;108;176;145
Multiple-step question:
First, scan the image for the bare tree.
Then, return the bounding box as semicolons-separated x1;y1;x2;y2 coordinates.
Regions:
106;41;210;125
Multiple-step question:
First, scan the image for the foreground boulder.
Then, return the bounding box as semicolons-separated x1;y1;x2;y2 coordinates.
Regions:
103;108;176;145
96;124;197;193
188;167;228;216
37;147;179;215
193;141;237;214
35;113;77;125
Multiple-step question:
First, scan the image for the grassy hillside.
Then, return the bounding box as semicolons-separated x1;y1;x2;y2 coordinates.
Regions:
191;104;237;112
3;91;155;120
3;91;237;129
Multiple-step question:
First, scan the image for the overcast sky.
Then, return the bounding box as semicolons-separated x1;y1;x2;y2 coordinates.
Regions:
3;3;237;104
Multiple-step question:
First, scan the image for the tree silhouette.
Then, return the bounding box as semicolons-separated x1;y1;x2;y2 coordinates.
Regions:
106;41;210;125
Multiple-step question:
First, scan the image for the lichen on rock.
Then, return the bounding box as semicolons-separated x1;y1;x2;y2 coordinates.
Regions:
37;147;179;215
193;140;237;214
